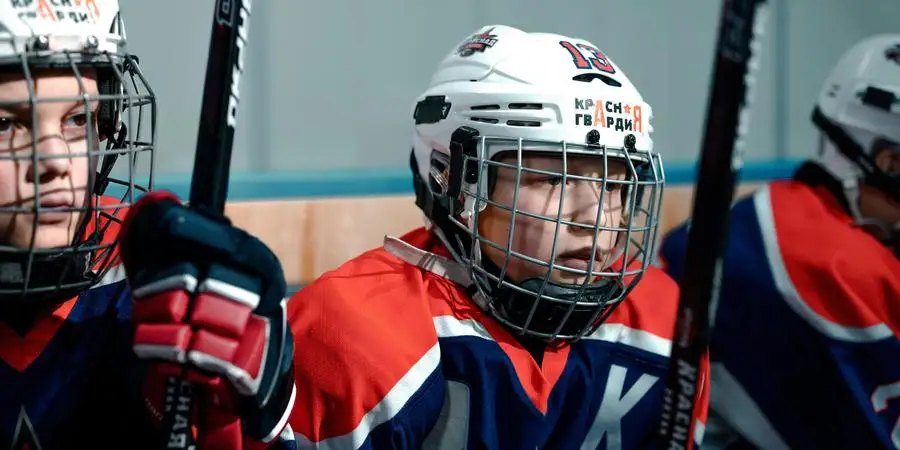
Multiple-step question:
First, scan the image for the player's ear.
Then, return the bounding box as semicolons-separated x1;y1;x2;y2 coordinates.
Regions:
872;139;900;174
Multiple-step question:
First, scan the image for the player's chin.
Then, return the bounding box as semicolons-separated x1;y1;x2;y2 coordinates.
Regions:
11;215;81;249
550;259;608;285
551;270;601;286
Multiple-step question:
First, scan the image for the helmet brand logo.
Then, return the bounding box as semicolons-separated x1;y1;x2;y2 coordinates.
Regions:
457;27;498;57
573;98;646;135
11;0;101;24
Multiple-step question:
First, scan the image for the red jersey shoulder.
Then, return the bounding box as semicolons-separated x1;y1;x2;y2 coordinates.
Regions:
765;181;900;332
605;265;679;340
830;245;900;334
288;227;443;322
286;228;441;366
767;180;861;257
286;228;443;442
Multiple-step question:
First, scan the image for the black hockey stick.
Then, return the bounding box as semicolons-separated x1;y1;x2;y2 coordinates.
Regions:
160;0;252;448
655;0;768;448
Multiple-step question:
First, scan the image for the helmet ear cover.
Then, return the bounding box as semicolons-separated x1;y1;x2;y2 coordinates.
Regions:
410;129;479;226
412;94;481;218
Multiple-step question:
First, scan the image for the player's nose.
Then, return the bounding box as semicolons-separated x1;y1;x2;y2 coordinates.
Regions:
26;130;72;184
567;180;606;232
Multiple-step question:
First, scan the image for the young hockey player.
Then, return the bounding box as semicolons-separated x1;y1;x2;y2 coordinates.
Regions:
288;24;709;449
660;34;900;449
0;1;297;448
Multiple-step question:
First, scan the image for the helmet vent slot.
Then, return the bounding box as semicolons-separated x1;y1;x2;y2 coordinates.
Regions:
506;120;541;127
509;103;543;110
572;73;621;87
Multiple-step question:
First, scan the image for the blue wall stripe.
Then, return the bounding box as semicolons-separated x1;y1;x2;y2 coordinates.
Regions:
145;158;803;202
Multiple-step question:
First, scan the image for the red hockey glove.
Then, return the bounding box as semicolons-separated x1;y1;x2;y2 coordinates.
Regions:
119;191;296;449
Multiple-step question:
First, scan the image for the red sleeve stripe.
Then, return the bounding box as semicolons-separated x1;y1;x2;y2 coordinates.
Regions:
295;343;442;449
754;186;893;342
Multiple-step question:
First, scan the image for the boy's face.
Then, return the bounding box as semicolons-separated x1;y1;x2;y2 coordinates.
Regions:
0;69;99;249
477;152;628;285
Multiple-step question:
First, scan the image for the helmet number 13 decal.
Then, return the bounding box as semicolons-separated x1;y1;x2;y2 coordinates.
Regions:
559;41;616;75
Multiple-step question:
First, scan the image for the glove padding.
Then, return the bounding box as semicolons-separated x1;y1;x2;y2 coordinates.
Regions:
119;191;296;448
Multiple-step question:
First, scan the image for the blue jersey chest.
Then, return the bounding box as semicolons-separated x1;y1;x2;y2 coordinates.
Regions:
0;280;149;450
428;334;671;450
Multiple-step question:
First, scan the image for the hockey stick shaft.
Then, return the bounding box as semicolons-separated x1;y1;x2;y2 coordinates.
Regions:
160;0;252;448
656;0;768;448
190;0;250;212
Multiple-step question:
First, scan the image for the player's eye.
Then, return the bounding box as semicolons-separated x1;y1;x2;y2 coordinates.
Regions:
546;176;564;186
603;181;622;193
0;117;17;133
64;113;90;128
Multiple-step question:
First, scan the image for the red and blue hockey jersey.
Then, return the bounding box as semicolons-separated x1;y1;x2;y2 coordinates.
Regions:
0;200;298;450
659;162;900;449
0;200;152;449
0;269;142;449
287;226;709;449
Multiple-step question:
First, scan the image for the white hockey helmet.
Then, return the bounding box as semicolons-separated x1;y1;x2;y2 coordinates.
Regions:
813;34;900;196
0;0;125;59
0;0;156;305
410;25;664;341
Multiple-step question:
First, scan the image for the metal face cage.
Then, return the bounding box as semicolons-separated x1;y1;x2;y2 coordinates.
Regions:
433;133;665;342
0;38;155;306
